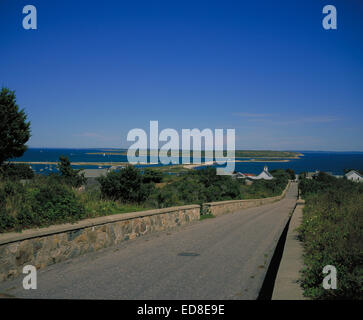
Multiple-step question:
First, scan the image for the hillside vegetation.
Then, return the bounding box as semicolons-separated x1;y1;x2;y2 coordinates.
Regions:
0;158;291;233
298;172;363;300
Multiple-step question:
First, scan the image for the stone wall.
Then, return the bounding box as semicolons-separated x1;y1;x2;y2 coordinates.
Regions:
202;181;291;217
0;205;200;283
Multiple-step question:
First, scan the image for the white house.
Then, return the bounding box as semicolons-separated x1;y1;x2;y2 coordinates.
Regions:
235;166;274;181
233;172;255;179
253;166;274;180
345;170;363;182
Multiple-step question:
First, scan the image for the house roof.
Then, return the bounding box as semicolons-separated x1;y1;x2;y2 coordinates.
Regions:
345;170;363;178
257;166;273;178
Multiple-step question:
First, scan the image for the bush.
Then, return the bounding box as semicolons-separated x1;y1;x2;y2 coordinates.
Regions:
18;180;85;228
0;178;85;232
146;187;183;208
0;206;16;233
285;168;296;180
241;170;289;199
142;168;163;183
298;175;363;299
57;155;86;188
148;167;242;208
98;165;154;203
0;163;34;179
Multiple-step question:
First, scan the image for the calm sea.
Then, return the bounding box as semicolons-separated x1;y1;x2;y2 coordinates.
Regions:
11;148;363;175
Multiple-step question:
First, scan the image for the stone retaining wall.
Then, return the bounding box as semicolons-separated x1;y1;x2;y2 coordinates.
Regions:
202;181;291;217
0;205;200;283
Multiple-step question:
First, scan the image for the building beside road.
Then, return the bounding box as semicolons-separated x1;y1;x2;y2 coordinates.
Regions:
234;166;274;181
344;170;363;182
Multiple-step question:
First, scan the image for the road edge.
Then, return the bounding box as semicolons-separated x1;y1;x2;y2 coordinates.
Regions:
271;198;306;300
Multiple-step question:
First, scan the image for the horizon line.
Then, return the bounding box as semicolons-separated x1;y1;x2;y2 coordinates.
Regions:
25;147;363;153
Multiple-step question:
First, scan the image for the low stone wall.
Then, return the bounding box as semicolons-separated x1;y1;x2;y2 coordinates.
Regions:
202;181;291;217
0;205;200;283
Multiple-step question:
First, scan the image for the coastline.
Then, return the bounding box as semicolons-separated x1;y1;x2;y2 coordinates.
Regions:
9;158;294;167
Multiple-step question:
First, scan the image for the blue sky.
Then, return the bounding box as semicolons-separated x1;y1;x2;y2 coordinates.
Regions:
1;0;362;151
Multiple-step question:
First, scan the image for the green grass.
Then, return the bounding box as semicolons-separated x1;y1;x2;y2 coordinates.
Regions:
200;213;215;220
83;200;151;218
79;188;152;218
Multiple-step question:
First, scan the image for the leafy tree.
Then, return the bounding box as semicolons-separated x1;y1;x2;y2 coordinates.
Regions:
97;165;154;203
0;88;31;165
0;163;34;179
57;155;86;188
285;168;296;180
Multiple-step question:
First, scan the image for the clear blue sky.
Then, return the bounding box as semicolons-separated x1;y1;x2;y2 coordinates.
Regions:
1;0;362;151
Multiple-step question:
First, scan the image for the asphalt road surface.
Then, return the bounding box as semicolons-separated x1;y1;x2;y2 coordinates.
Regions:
0;183;298;300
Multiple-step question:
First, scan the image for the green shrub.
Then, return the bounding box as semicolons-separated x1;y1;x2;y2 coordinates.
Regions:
142;168;163;183
0;178;85;232
285;168;296;180
98;165;155;203
79;187;150;217
57;155;86;188
0;205;16;232
146;187;183;208
0;163;34;179
17;180;85;228
0;180;26;232
240;170;288;199
148;167;243;208
298;176;363;299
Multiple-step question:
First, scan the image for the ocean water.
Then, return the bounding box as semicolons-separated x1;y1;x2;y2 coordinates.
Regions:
10;148;363;175
233;151;363;175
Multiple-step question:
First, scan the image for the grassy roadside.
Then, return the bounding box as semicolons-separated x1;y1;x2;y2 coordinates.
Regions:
200;213;215;221
298;173;363;300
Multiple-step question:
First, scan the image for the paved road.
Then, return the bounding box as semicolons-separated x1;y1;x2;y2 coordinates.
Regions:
0;183;297;300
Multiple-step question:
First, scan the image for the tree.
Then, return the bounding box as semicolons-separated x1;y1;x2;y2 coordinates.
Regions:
0;163;34;179
0;88;31;165
57;155;86;188
285;168;296;180
97;165;154;203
